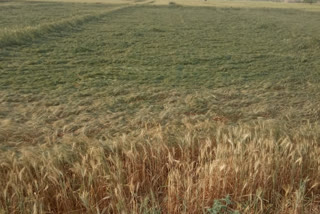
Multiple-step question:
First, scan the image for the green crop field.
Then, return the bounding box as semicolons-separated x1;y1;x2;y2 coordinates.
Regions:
1;0;320;213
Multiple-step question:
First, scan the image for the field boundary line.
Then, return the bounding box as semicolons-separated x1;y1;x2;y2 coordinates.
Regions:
0;6;131;48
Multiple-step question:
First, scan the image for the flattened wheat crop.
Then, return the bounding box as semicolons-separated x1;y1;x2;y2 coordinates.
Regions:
1;1;320;213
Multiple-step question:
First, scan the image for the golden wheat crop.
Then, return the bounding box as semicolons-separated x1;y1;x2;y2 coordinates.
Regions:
1;120;320;213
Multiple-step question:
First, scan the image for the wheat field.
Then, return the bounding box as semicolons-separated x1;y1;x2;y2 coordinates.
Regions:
1;0;320;213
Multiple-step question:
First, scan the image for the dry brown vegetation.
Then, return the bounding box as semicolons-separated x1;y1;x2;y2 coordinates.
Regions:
1;120;320;213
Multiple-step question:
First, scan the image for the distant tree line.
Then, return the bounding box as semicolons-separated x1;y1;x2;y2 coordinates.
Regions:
304;0;318;4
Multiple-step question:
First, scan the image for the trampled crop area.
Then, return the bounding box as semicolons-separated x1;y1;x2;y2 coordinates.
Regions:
0;1;320;213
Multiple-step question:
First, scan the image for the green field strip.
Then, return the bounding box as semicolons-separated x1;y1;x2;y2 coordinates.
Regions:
0;5;130;48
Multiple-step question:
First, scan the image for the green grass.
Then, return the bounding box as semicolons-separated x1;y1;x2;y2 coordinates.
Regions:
0;1;320;213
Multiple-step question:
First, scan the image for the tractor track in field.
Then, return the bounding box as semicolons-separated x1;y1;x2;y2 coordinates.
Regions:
0;5;133;48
